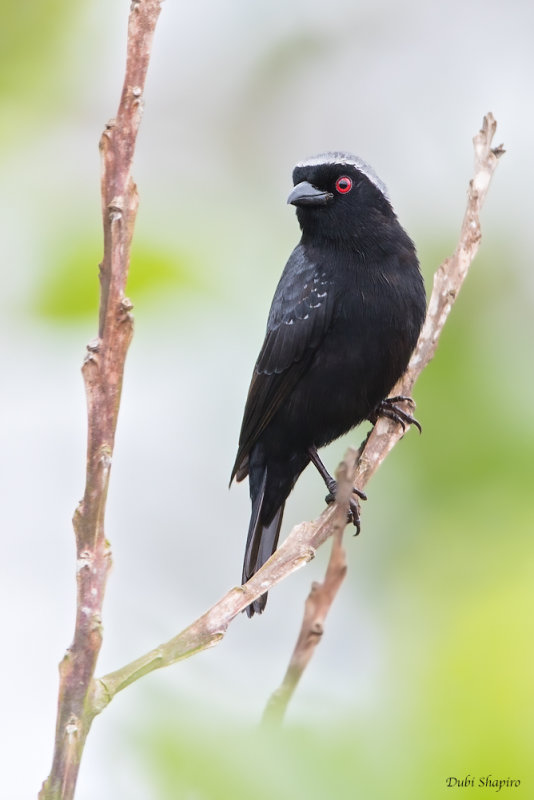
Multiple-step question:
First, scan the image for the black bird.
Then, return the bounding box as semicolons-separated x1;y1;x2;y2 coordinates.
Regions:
231;152;426;616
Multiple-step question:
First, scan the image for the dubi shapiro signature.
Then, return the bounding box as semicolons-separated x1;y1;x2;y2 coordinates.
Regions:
446;775;521;792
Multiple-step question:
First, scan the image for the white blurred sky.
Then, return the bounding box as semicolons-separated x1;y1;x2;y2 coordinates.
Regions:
1;1;533;798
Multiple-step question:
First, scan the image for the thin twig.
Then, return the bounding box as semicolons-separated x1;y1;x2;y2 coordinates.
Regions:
261;113;505;723
88;114;504;720
262;526;348;726
39;3;163;799
261;449;356;725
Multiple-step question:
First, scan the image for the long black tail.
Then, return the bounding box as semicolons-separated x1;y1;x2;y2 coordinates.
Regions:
242;467;285;617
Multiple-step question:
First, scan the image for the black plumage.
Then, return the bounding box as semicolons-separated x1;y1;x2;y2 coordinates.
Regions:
231;152;426;616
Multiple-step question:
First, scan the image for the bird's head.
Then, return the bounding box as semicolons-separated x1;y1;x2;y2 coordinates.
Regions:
288;152;394;245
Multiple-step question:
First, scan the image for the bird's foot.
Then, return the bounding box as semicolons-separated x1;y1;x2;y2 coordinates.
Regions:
370;395;422;433
308;445;366;533
325;482;367;535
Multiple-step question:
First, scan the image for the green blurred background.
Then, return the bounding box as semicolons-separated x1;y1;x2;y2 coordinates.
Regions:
1;1;533;798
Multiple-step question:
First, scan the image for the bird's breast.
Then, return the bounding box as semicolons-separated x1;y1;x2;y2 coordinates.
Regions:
277;272;420;448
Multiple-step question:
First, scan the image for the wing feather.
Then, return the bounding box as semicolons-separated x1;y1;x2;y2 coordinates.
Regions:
231;245;336;482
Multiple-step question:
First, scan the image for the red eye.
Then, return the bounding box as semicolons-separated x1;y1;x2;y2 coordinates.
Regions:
335;176;353;194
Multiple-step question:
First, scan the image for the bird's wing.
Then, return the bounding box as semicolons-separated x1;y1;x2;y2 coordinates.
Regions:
231;247;336;482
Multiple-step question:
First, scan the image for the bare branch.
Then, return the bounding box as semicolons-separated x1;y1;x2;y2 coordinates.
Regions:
351;113;504;493
262;527;348;726
39;3;163;799
90;112;504;719
261;451;362;726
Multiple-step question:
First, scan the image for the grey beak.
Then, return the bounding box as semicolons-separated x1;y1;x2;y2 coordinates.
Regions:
287;181;334;207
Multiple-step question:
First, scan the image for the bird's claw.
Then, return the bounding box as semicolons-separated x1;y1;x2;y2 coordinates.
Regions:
371;395;422;433
325;483;366;534
349;497;362;535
